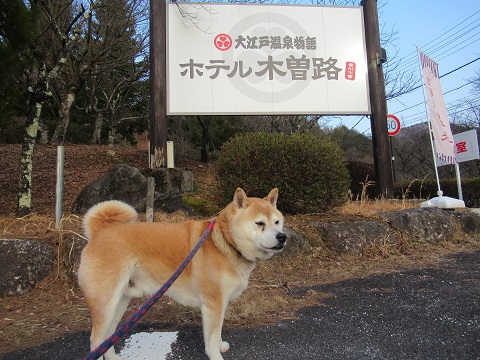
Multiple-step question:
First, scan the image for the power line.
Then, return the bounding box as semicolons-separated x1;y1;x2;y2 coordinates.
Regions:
393;8;480;74
390;56;480;100
401;98;480;126
395;82;478;115
360;74;480;133
396;23;480;73
347;5;480;135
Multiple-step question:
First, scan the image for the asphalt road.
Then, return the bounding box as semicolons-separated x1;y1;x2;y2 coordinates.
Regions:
2;251;479;360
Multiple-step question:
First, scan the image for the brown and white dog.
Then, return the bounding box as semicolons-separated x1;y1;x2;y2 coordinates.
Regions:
78;188;286;360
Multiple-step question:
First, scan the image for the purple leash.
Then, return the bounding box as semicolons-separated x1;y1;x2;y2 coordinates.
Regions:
82;220;215;360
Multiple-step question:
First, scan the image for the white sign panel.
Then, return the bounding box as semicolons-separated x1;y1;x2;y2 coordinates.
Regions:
167;3;370;115
437;129;480;166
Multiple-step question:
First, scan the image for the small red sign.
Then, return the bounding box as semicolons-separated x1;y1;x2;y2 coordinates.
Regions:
214;34;232;51
345;62;356;81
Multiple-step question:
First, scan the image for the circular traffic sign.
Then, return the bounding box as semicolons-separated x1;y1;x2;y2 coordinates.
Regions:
387;114;401;136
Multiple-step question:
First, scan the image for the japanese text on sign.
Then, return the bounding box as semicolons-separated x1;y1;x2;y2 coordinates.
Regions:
180;56;343;80
233;34;317;50
456;142;467;154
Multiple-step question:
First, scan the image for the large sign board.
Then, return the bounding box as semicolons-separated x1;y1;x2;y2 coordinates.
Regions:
167;3;370;115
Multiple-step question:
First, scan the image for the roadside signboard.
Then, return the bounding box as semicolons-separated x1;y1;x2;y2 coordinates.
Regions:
437;129;480;166
166;3;370;115
387;114;401;136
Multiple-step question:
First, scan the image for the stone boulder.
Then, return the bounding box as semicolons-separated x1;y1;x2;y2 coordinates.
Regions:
452;209;480;236
153;194;196;216
72;164;195;215
0;239;54;296
72;164;148;214
277;227;312;258
312;220;396;255
143;168;194;195
379;208;457;243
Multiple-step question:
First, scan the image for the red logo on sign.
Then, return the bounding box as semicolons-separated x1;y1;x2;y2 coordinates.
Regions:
214;34;232;51
345;62;356;81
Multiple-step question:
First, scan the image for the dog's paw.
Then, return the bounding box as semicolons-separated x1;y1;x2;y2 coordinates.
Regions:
220;341;230;353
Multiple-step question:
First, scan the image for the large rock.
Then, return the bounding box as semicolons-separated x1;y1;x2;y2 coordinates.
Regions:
277;227;312;258
144;168;194;195
0;239;54;296
154;194;196;216
452;209;480;236
312;220;396;255
311;208;479;255
72;164;148;214
379;208;457;243
72;164;195;215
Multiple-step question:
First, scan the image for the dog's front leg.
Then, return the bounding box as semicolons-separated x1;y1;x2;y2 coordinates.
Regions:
201;300;229;360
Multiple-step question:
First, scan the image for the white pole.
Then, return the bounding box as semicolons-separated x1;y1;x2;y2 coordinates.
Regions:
167;141;174;169
455;163;463;201
417;47;443;197
55;146;65;229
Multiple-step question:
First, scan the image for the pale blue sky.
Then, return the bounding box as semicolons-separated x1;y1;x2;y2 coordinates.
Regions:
351;0;480;135
291;0;480;134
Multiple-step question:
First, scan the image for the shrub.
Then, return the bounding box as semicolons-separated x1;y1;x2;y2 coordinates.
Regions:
215;132;350;214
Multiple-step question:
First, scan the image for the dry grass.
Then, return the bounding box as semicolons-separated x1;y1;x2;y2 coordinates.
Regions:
337;199;419;218
0;214;53;238
361;232;403;258
0;213;83;239
340;177;421;218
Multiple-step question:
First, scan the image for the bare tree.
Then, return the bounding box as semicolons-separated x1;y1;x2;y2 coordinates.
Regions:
87;70;149;145
15;0;89;216
50;0;149;146
241;115;322;134
392;124;435;182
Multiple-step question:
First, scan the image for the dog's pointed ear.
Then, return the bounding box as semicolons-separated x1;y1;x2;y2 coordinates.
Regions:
264;188;278;208
233;188;248;209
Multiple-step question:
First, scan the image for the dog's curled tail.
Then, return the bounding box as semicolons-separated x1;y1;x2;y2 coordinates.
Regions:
82;200;138;240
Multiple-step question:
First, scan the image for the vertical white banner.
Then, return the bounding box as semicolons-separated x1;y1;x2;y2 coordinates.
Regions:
418;48;456;164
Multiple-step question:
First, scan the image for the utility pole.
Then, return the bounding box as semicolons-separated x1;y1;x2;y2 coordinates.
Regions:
149;0;167;169
362;0;394;198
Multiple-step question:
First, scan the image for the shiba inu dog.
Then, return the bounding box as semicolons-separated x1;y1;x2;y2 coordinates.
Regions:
78;188;286;360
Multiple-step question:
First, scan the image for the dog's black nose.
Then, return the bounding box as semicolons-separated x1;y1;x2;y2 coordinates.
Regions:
276;232;287;244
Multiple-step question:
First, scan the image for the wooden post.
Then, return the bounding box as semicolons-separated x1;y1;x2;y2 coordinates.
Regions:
150;0;167;170
362;0;394;198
